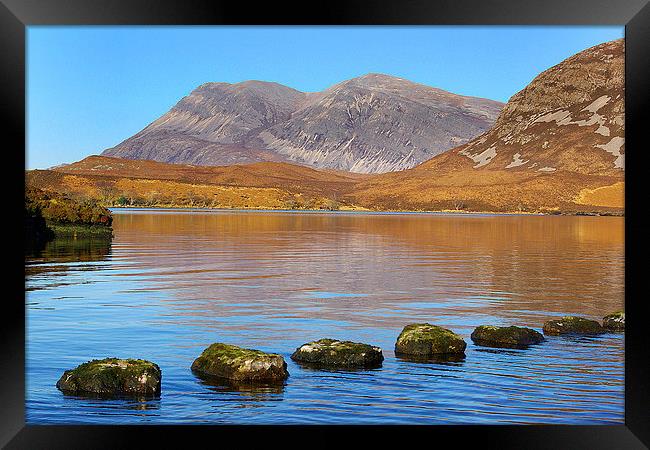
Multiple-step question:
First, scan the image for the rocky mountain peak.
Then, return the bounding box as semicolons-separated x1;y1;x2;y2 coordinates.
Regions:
494;38;624;135
103;74;503;173
441;39;624;175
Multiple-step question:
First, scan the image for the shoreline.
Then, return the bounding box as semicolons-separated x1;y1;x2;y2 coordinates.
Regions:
108;205;624;217
46;222;114;237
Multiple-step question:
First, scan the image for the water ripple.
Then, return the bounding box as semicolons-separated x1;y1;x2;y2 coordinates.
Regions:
25;210;624;424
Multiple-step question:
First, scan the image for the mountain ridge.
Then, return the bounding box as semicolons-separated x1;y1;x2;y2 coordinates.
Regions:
31;39;624;215
351;39;624;212
102;74;503;173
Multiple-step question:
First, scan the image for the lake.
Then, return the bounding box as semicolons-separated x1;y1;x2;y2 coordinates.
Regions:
25;209;625;424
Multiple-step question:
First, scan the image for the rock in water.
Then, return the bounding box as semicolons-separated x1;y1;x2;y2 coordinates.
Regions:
542;316;606;335
602;311;625;330
56;358;161;396
291;339;384;368
395;323;467;357
470;325;545;349
191;343;289;383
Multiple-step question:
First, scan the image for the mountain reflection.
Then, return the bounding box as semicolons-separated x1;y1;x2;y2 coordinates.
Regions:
109;210;624;330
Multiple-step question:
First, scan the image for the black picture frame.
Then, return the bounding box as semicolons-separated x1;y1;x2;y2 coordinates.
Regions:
5;0;649;447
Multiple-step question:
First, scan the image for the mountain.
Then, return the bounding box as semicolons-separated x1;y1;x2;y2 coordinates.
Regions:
257;74;504;173
102;81;306;166
102;75;503;173
452;38;625;175
34;40;624;215
351;39;625;213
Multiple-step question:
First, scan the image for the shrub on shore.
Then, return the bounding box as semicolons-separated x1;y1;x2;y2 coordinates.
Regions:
25;187;113;239
26;187;113;227
25;200;55;252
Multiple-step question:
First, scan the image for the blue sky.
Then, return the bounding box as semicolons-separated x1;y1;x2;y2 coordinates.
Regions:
26;26;623;169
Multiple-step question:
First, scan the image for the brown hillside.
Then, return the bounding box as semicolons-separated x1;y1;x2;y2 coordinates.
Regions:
27;156;367;211
56;155;366;194
349;39;625;214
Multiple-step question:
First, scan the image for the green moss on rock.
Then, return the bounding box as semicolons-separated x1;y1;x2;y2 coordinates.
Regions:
603;311;625;331
542;316;605;335
395;323;466;357
291;338;384;368
191;343;289;384
471;325;544;349
56;358;161;396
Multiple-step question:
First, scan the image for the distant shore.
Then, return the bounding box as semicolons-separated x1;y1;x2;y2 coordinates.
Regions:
26;155;625;219
108;205;624;217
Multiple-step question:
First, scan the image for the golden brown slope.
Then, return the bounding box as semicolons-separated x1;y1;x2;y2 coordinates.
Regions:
27;156;368;210
350;39;625;214
54;155;366;194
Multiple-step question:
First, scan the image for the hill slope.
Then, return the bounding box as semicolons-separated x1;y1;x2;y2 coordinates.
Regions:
27;156;367;211
350;39;625;213
102;75;503;173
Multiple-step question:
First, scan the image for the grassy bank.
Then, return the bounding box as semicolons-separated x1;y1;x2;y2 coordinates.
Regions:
25;187;114;248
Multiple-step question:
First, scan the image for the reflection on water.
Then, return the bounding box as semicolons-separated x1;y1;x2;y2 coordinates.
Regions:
60;391;161;404
26;236;112;291
27;234;112;261
26;209;624;424
61;394;161;413
395;353;467;364
291;360;385;373
194;374;287;397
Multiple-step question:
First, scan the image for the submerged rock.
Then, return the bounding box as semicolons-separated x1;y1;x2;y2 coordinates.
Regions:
395;323;466;357
471;325;545;349
56;358;161;396
603;311;625;330
291;339;384;368
542;316;606;335
191;343;289;384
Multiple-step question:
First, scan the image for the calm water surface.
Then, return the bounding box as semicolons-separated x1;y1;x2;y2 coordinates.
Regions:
25;209;625;424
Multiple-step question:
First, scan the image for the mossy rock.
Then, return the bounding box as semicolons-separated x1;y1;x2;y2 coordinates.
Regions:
291;339;384;368
56;358;161;396
602;311;625;331
395;323;466;356
191;343;288;384
542;316;606;335
471;325;545;349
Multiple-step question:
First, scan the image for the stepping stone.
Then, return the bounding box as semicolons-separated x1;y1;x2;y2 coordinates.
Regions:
191;343;289;384
56;358;161;396
471;325;544;349
291;338;383;368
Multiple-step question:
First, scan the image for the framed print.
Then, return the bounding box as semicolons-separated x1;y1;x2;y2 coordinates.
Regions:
5;0;650;447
